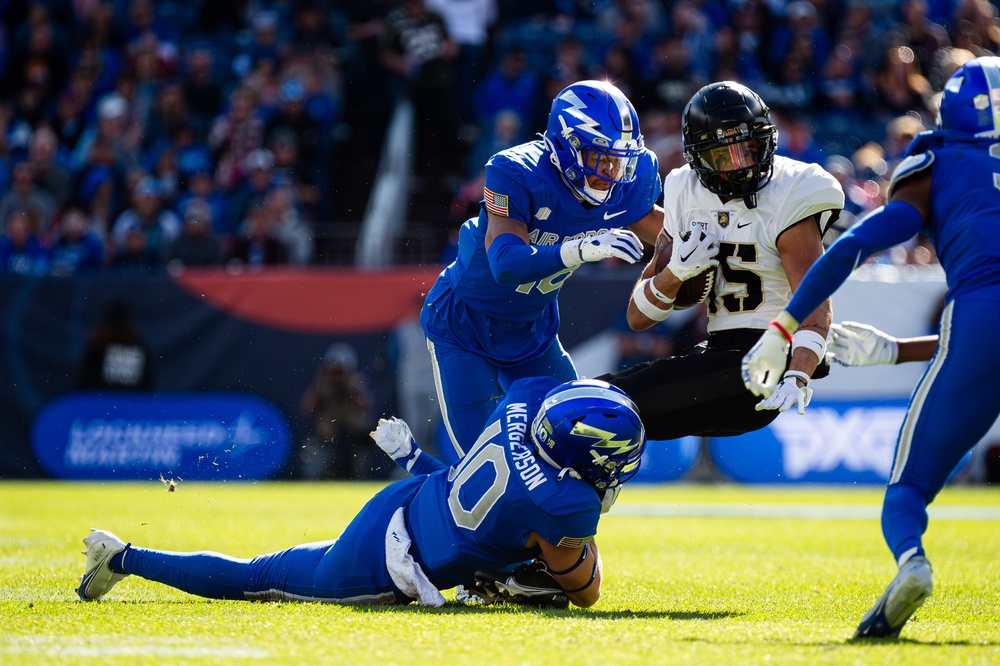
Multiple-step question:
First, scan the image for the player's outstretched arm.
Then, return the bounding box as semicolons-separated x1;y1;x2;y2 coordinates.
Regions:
828;322;938;366
485;212;643;285
534;534;603;608
369;418;447;476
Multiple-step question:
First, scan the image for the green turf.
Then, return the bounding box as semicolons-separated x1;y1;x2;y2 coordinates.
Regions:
1;481;998;664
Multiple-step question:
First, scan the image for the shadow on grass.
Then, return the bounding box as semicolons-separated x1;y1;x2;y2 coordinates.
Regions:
346;603;742;621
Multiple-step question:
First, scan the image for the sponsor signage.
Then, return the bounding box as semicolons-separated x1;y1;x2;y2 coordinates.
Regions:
634;436;701;483
709;400;970;484
31;392;291;480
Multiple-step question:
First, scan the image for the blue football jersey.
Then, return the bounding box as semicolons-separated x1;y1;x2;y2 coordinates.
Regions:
406;376;602;589
894;131;1000;300
422;140;661;363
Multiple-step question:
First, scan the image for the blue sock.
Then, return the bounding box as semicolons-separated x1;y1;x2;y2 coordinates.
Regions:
117;546;251;599
881;483;929;565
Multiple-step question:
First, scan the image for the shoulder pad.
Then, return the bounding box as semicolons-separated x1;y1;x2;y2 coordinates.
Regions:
888;151;935;198
903;130;937;156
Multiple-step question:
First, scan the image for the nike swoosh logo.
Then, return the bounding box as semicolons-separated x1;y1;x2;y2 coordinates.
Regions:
680;248;697;262
737;220;752;228
604;210;627;220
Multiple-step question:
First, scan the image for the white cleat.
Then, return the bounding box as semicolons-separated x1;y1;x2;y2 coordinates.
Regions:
854;556;934;639
77;528;130;601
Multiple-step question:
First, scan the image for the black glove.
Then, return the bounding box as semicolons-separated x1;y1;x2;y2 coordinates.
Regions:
473;560;569;609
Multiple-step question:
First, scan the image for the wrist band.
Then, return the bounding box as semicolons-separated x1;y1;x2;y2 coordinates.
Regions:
632;279;671;321
648;277;675;304
783;370;811;387
561;555;599;594
770;320;794;343
792;329;827;361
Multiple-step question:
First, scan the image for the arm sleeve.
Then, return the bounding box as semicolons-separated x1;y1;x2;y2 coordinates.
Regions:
486;232;568;284
401;448;449;476
785;199;925;322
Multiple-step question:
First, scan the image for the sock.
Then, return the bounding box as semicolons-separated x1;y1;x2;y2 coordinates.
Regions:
117;546;251;599
881;483;929;566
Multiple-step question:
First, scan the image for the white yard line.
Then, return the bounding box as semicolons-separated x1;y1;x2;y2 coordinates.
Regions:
613;503;1000;521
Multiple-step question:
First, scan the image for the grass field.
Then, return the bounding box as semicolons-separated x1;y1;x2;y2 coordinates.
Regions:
1;481;998;665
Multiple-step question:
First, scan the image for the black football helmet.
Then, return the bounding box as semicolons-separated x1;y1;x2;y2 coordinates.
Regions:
682;81;778;209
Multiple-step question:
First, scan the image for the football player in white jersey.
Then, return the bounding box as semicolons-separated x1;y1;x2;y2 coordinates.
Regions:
598;81;845;441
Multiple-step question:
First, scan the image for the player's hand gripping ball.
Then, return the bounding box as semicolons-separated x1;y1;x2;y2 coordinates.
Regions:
653;232;715;309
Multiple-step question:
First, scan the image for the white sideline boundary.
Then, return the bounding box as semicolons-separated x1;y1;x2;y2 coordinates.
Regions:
1;636;270;658
613;503;1000;521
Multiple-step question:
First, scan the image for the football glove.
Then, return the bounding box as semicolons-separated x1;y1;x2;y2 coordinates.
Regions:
827;321;899;367
370;417;414;460
742;313;798;397
666;230;719;281
473;560;569;609
755;371;813;415
560;229;644;267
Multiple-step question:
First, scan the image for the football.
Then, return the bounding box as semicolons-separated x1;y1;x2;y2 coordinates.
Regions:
652;236;715;310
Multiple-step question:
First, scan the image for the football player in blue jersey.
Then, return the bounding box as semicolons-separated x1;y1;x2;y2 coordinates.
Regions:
742;56;1000;639
421;80;665;465
76;378;645;609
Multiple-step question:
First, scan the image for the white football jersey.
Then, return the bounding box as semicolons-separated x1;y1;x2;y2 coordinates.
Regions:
662;156;844;333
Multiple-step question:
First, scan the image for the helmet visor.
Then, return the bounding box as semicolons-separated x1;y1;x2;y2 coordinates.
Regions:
697;139;759;172
582;145;639;185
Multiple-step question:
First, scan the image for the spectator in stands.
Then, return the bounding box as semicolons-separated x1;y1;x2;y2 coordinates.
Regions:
0;208;49;275
111;227;160;275
167;199;224;268
874;44;934;118
71;92;139;175
268;124;320;222
78;299;153;391
473;48;537;150
27;126;72;208
227;202;290;268
49;204;106;276
77;164;120;240
209;86;265;191
181;45;222;139
175;157;230;240
111;176;181;262
264;186;312;265
898;0;951;74
298;342;376;480
0;160;58;238
228;148;275;232
380;0;459;206
426;0;498;125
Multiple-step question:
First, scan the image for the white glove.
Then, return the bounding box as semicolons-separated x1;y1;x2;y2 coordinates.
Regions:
827;321;899;367
755;371;813;415
599;485;621;514
369;417;414;460
560;229;644;267
666;230;719;281
741;317;796;397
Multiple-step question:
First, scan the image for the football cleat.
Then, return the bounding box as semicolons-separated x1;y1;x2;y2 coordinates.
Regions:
474;560;569;609
77;528;130;601
854;556;933;639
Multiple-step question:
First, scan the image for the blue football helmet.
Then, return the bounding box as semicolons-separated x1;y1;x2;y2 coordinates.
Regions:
544;80;644;206
531;379;645;490
937;56;1000;137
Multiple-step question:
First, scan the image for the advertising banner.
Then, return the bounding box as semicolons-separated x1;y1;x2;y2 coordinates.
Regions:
709;399;970;484
31;391;291;481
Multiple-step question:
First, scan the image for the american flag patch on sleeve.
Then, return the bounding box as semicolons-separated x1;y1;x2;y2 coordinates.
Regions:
556;535;594;549
484;187;509;217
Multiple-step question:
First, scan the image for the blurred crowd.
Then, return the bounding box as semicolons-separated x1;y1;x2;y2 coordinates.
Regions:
2;0;996;275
